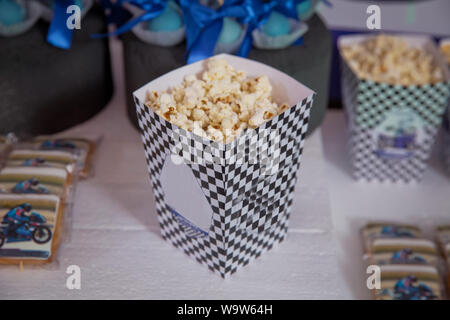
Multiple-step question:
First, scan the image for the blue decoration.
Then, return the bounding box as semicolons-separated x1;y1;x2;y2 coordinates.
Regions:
95;0;334;61
92;0;168;38
52;0;83;10
296;0;311;19
148;2;182;31
47;0;76;50
217;17;242;44
0;0;25;26
262;11;290;37
179;0;257;64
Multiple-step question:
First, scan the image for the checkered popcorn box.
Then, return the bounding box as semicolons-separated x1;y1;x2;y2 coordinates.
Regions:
133;54;315;277
339;34;450;183
444;108;450;176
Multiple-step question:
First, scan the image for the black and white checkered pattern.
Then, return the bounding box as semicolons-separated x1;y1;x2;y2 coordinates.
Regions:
444;107;450;176
135;94;314;278
341;58;450;182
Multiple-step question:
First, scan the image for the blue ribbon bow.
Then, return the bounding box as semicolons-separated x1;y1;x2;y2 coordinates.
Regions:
183;0;321;61
46;0;76;49
180;0;257;64
237;0;332;56
92;0;169;38
234;0;277;57
99;0;133;26
94;0;332;59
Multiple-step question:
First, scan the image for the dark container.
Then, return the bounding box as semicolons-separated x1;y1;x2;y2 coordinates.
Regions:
122;14;332;135
0;5;113;136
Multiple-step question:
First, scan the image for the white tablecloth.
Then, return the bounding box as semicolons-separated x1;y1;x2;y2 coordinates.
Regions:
0;39;344;299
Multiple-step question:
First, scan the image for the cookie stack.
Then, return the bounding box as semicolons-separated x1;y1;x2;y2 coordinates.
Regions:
362;222;446;300
0;136;95;268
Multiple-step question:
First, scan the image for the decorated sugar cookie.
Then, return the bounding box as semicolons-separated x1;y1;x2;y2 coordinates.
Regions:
0;194;63;265
0;167;69;198
375;265;442;300
369;238;439;267
361;222;422;252
32;136;96;179
6;149;76;172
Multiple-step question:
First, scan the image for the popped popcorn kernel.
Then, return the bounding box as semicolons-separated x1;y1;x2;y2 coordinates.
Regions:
145;57;290;143
341;34;445;85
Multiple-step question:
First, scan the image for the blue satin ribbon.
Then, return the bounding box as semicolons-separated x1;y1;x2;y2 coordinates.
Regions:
92;0;168;38
94;0;330;59
47;0;76;49
236;0;277;57
181;0;267;63
99;0;132;26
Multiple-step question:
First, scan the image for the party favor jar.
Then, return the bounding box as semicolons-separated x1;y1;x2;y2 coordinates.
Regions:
133;54;315;277
339;34;450;183
0;1;113;136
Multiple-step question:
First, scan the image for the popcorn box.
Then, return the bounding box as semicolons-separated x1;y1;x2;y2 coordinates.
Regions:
338;34;450;183
133;54;314;277
444;103;450;176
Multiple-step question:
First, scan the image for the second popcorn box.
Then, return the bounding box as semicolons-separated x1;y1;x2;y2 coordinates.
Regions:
339;34;450;183
133;54;315;277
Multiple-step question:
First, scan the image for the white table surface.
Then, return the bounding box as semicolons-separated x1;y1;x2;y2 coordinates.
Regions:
3;38;449;300
322;110;450;300
0;39;345;300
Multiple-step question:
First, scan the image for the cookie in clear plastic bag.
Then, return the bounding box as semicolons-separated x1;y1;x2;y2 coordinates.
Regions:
0;194;65;267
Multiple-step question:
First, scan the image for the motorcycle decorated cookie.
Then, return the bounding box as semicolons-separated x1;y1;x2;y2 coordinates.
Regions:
5;149;76;173
375;265;442;300
31;136;97;179
369;238;440;267
361;222;423;253
0;194;63;264
0;167;70;199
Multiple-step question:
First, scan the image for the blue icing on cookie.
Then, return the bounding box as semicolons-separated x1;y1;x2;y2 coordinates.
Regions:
296;0;313;19
148;4;182;32
0;0;26;26
262;11;290;37
217;18;242;44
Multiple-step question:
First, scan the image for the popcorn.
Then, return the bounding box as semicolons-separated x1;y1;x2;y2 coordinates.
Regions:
145;57;289;143
441;43;450;64
341;34;445;85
